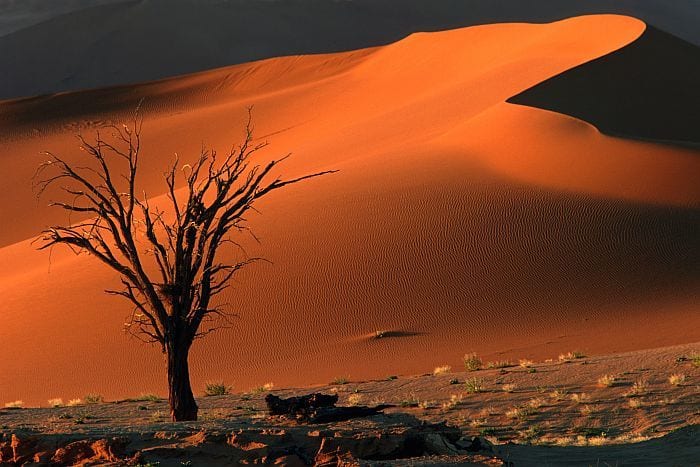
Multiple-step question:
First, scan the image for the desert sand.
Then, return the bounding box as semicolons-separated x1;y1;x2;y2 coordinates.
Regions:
0;14;698;410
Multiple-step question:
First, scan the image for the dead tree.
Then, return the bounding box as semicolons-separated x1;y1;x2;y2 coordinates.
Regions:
34;110;335;421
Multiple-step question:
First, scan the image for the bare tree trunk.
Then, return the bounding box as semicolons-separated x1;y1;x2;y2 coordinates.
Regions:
166;331;198;421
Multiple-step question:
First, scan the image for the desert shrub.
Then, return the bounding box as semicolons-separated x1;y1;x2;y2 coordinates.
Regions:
347;393;363;406
625;379;648;397
331;376;349;385
204;382;231;396
48;398;63;407
463;353;482;371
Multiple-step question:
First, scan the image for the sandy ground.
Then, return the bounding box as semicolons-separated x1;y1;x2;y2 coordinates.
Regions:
0;14;698;405
1;342;698;465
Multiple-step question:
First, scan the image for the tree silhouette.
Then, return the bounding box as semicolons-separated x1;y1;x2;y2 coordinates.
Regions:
34;110;334;421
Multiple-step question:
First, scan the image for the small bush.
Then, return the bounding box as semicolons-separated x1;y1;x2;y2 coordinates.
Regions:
669;374;686;386
204;382;231;396
84;394;103;404
48;398;63;408
4;400;23;409
597;374;617;387
332;376;349;385
433;365;451;376
464;377;484;393
463;353;482;371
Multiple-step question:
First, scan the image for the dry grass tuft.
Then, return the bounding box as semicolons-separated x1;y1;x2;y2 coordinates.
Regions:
597;374;617;387
433;365;452;376
67;399;83;407
501;383;517;393
625;379;648;397
204;382;232;396
486;360;514;369
518;359;534;368
464;377;485;394
669;374;686;386
463;353;483;371
47;398;63;408
550;389;568;401
347;393;363;406
84;394;103;404
558;351;586;362
4;400;23;409
570;393;590;404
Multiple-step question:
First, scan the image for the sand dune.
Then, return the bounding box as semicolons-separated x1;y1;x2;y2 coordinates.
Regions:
2;0;700;100
0;15;698;405
509;26;700;145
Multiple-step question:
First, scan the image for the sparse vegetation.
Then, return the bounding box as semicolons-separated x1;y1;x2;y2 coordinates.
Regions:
204;382;232;396
347;393;363;406
558;351;586;362
463;353;482;371
67;399;83;407
433;365;451;376
464;377;485;393
597;374;617;387
628;398;643;409
550;389;568;401
84;394;103;404
506;405;535;420
487;360;514;369
399;394;420;407
570;392;589;404
527;397;546;409
47;398;63;407
518;359;534;368
441;394;462;410
625;379;648;397
669;373;686;386
252;383;275;393
4;400;23;409
332;377;349;385
134;393;162;402
502;383;516;393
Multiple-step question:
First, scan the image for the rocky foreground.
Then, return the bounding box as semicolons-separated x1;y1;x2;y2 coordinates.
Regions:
1;342;698;466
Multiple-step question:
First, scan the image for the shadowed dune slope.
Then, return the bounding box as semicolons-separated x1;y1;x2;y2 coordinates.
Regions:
508;26;700;145
0;15;699;404
2;0;700;99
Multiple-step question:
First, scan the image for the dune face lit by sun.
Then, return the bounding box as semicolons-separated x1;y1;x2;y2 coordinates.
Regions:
0;14;698;404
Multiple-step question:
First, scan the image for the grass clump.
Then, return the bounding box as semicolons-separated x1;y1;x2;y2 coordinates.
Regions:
47;398;63;408
486;360;515;369
4;400;23;409
669;373;686;386
570;393;590;404
518;359;534;368
625;379;648;397
558;351;586;362
506;405;535;420
463;353;483;371
204;382;231;396
332;376;349;385
597;374;617;387
67;399;83;407
550;389;568;401
134;393;162;402
433;365;451;376
84;394;103;404
347;393;363;406
501;383;517;393
251;383;275;393
464;377;485;394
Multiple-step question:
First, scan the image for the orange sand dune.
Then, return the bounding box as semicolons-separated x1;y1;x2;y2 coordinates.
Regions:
0;15;698;405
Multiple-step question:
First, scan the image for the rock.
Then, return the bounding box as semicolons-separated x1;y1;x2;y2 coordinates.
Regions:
455;436;494;453
265;393;389;424
273;454;307;466
50;437;129;465
51;440;94;465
